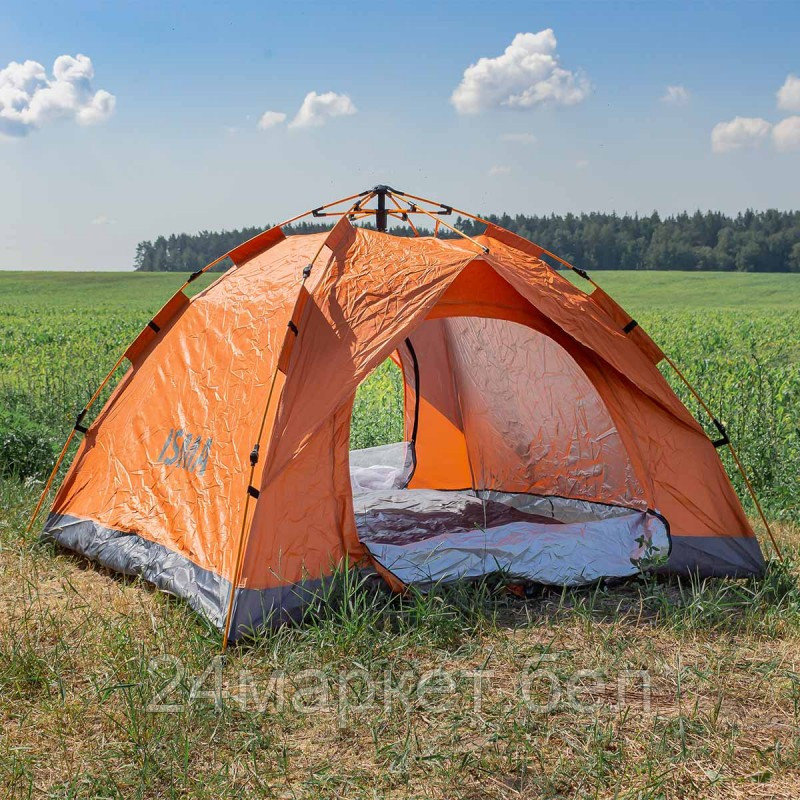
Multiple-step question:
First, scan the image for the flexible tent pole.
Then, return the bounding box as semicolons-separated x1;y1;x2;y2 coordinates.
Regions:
388;191;488;254
221;192;375;650
25;351;128;534
25;189;374;537
663;356;784;561
387;192;421;237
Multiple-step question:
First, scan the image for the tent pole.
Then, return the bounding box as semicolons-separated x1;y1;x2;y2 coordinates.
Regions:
387;193;420;236
388;191;488;254
396;189;600;285
375;186;388;232
221;193;374;650
25;351;128;534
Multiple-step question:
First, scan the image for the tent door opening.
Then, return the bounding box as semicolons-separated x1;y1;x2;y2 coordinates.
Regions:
348;316;670;589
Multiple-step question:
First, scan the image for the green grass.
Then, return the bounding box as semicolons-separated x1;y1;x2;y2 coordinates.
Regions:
567;270;800;311
1;268;799;798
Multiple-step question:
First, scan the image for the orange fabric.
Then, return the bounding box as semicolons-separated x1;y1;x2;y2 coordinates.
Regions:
49;221;755;595
590;286;664;364
124;290;189;362
229;225;286;266
51;232;334;582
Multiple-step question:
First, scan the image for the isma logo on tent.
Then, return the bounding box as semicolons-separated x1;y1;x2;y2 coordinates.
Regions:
157;429;213;474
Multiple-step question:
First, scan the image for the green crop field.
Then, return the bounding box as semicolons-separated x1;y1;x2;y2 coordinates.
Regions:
1;268;800;799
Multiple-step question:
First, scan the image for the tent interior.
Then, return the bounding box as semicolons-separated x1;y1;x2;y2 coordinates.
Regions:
347;282;671;589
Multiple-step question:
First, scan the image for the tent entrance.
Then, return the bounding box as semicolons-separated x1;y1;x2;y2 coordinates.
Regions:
350;461;669;588
348;315;670;589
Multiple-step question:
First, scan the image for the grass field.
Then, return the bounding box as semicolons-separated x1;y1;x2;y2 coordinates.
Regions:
1;268;800;798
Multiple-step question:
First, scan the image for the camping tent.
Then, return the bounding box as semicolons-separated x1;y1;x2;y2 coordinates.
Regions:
33;186;769;645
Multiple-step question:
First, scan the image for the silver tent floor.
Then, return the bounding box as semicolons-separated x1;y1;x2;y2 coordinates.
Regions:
350;443;670;587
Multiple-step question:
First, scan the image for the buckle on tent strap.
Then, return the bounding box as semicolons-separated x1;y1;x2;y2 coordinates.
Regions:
74;409;89;434
573;267;591;281
147;320;161;333
247;486;260;499
287;320;299;335
711;418;730;449
302;264;312;280
249;444;260;466
187;269;203;283
623;319;638;334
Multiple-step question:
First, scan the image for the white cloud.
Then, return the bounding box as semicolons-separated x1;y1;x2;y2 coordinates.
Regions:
500;132;536;144
90;215;115;225
661;85;690;105
0;53;115;138
777;74;800;112
773;116;800;151
289;91;356;129
451;30;590;114
488;165;511;176
257;110;286;130
710;116;771;153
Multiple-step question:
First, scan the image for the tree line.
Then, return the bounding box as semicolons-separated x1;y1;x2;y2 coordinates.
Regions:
134;209;800;272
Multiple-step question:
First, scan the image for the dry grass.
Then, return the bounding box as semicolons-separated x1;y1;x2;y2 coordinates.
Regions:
2;478;800;799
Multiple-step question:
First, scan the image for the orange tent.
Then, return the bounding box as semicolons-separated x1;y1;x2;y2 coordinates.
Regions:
32;187;771;645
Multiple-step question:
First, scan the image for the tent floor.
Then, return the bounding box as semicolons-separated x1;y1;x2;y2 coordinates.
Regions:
350;445;670;588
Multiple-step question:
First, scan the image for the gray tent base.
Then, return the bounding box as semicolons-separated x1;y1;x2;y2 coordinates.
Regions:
41;512;321;642
40;444;764;642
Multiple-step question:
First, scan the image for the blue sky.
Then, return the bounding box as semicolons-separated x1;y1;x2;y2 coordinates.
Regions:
1;0;799;269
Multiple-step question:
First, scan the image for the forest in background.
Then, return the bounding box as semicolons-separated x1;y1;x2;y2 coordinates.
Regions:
134;209;800;272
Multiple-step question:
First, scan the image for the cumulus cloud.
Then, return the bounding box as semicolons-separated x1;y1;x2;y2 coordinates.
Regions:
451;30;590;114
500;132;536;144
773;116;800;151
257;110;286;129
661;85;690;105
710;116;771;153
0;53;115;137
289;91;356;128
487;165;511;176
777;74;800;112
